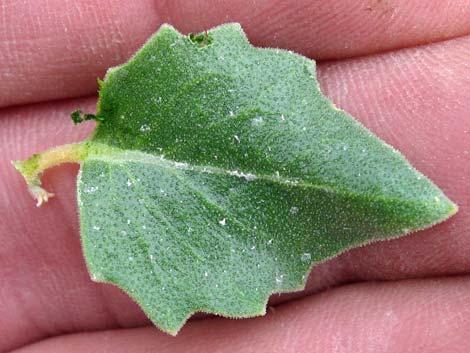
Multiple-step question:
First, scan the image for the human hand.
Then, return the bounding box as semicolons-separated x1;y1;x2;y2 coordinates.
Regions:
1;1;469;352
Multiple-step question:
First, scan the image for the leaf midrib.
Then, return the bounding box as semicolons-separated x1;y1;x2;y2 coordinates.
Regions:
85;142;432;209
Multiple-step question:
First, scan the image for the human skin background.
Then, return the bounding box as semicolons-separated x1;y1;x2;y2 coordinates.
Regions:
1;1;470;352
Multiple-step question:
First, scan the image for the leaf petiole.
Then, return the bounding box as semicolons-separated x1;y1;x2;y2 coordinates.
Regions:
12;142;89;206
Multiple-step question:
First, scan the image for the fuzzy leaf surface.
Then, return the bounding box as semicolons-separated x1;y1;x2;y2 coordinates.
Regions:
23;24;458;334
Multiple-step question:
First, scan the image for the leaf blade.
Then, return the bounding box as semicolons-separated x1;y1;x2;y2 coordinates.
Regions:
78;143;455;333
13;22;458;334
78;23;457;332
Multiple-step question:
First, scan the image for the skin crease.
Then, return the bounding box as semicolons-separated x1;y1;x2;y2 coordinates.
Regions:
3;0;470;107
1;0;469;352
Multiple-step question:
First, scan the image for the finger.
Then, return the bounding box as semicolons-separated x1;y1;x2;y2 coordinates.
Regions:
1;36;469;351
168;0;470;60
0;0;161;108
13;276;470;353
3;0;470;107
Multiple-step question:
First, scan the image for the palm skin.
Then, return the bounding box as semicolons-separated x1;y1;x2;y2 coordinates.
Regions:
1;1;470;352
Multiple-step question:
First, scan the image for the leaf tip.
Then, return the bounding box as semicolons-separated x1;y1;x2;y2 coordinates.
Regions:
406;192;459;235
209;22;249;45
432;191;459;220
442;197;459;220
157;23;183;38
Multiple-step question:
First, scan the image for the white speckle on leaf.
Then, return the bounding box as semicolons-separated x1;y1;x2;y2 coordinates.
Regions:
128;256;134;262
234;135;240;143
267;239;273;245
149;254;154;260
149;55;156;62
301;253;311;262
139;124;151;132
275;273;284;285
290;206;299;215
174;161;188;168
251;245;256;250
127;219;131;225
121;230;127;236
219;218;227;226
434;196;440;203
229;111;235;117
228;170;256;181
142;225;146;230
84;186;98;193
252;116;264;126
126;179;133;187
153;96;162;104
93;225;101;231
280;114;285;121
204;271;209;277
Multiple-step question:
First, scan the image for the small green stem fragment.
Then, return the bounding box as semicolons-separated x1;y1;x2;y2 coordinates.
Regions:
12;142;89;206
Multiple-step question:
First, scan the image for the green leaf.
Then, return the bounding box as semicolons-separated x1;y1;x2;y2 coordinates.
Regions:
13;23;457;334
